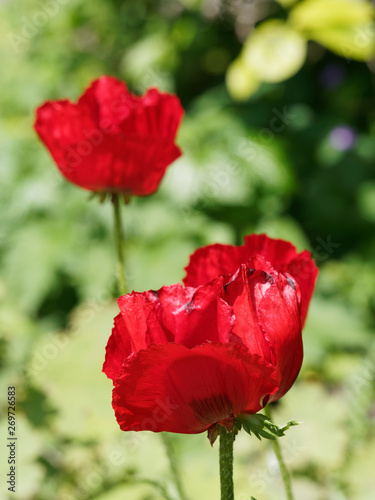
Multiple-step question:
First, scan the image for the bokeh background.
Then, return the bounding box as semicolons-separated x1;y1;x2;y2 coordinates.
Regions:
1;0;375;499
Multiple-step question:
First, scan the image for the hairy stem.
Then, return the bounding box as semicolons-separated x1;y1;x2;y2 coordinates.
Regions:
219;426;235;500
112;193;126;296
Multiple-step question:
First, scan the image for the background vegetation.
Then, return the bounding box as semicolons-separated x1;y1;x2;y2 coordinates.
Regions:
1;0;375;499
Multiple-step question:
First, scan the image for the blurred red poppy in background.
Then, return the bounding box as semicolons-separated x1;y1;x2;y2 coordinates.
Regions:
103;234;318;434
34;76;184;196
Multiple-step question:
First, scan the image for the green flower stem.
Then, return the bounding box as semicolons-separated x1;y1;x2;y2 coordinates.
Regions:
161;433;189;500
112;193;127;296
219;426;235;500
264;405;294;500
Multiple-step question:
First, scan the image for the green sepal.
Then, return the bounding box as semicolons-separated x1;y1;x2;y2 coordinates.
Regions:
89;191;132;204
235;413;300;441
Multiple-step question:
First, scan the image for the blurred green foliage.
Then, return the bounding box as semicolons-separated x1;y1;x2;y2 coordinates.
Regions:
228;0;375;98
1;1;375;499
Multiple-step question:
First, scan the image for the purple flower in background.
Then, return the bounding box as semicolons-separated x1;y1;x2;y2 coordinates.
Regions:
329;126;356;151
320;63;346;89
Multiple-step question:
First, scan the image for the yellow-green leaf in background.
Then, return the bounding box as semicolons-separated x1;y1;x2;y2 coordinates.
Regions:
289;0;375;61
290;0;374;30
242;20;307;83
226;57;260;100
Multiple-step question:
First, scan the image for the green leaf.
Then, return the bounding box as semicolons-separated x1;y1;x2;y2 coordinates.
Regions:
236;413;300;441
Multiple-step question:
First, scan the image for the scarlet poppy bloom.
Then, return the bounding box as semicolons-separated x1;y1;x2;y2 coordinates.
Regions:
103;234;318;434
34;76;184;196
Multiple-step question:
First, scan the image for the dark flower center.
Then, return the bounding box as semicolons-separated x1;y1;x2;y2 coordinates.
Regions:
189;393;234;426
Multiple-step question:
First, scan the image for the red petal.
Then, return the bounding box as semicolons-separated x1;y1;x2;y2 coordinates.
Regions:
184;234;318;326
111;279;235;352
77;76;138;130
120;88;184;140
221;264;302;401
101;137;182;196
144;278;235;348
117;292;171;352
220;267;274;362
103;313;132;381
184;243;244;287
113;343;278;434
284;250;318;327
244;235;318;327
243;234;299;267
34;99;96;175
103;291;175;381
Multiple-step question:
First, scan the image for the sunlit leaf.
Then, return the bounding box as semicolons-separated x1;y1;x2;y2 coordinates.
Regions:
290;0;375;61
226;58;260;100
290;0;374;30
242;20;307;83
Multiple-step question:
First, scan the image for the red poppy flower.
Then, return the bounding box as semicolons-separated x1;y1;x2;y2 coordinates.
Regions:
103;235;318;434
34;76;184;196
